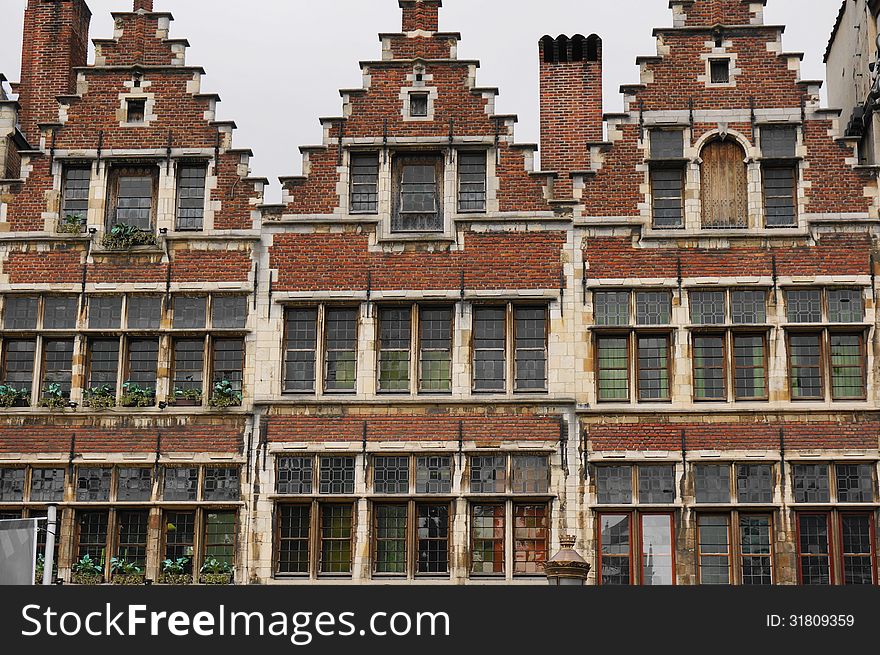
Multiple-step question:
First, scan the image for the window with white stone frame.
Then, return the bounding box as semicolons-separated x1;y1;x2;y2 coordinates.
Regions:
392;154;444;232
648;129;686;229
760;126;799;227
472;304;548;394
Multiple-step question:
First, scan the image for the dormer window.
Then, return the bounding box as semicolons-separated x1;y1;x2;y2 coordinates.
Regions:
393;154;443;233
350;153;379;214
709;59;730;85
409;93;429;118
126;98;146;124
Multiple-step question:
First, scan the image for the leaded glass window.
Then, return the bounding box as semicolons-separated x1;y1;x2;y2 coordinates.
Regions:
211;296;248;330
419;307;452;392
203;467;240;501
597;336;628;401
416;456;452;494
740;515;773;585
828;289;864;323
378;307;411;392
88;296;122;329
594;291;630;326
511;455;549;494
830;334;865;399
596;465;632;504
792;464;830;503
0;468;25;501
284;308;317;392
690;291;726;325
127;296;162;330
319;456;355;495
693;335;726;401
117;468;152;502
733;334;767;400
116;510;149;569
374;504;407;574
417;504;449;574
638;465;675;504
277;457;314;495
786;289;821;323
320;504;353;574
163;467;199;501
836;464;874;503
636;291;671;325
172;296;207;330
471;504;504;575
43;296;78;329
76;467;111;502
61;166;90;224
694;464;731;504
3;296;38;330
373;456;410;495
841;514;874;585
736;464;774;504
599;514;631;585
350;153;379;214
789;333;822;399
470;455;506;494
514;306;547;391
324;308;357;392
176;164;206;230
277;505;310;574
458;152;487;212
473;307;505;392
513;504;548;575
798;513;830;584
637;335;670;401
30;468;64;502
698;515;730;584
731;290;766;324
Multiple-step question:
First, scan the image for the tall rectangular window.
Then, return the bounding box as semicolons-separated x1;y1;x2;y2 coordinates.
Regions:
125;338;159;400
284;308;318;393
172;339;204;400
203;512;236;568
472;307;505;392
61;166;90;226
637;335;670;401
458;152;487;212
596;336;629;402
599;514;631;585
378;307;411;392
320;505;353;575
471;504;505;575
740;515;773;585
798;513;830;584
116;510;149;570
212;339;243;398
829;334;866;399
513;504;548;575
176;164;207;230
350;153;379;214
514;306;547;392
324;308;357;393
733;334;767;400
163;511;195;570
277;505;311;575
87;338;119;395
419;306;452;392
393;156;443;232
417;504;449;575
650;130;685;229
840;514;875;585
641;514;674;585
109;168;155;230
698;515;730;584
693;335;726;401
789;333;823;399
374;504;407;575
762;165;797;227
77;511;109;567
2;339;35;401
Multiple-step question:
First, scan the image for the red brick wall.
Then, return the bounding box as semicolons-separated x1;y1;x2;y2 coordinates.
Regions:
679;0;754;26
581;124;642;217
388;35;454;60
803;119;873;213
401;0;441;32
16;0;91;144
266;414;561;444
0;423;243;454
497;146;551;213
587;420;879;452
284;148;339;215
585;232;874;279
270;230;566;291
3;155;53;232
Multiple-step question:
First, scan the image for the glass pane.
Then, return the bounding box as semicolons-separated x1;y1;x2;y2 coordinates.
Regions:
640;514;674;585
116;510;149;569
419;307;452;392
636;291;671;325
469;455;506;494
203;467;240;501
733;334;766;400
325;308;358;392
277;457;314;495
511;456;549;494
204;511;236;566
513;504;548;575
761;126;797;158
841;514;874;585
44;296;78;329
350;153;379;213
115;174;153;230
594;292;630;326
638;465;675;504
694;464;731;504
127;296;161;330
76;467;111;502
277;505;310;574
473;307;506;392
416;456;452;494
0;468;26;501
736;464;774;503
373;456;409;495
836;464;874;503
172;296;207;329
798;514;830;584
458;152;487;212
600;514;631;585
3;339;36;399
117;468;152;502
651;168;684;228
830;334;864;399
30;468;64;502
693;335;726;401
212;339;244;395
61;167;90;223
789;333;822;399
374;504;407;574
319;456;355;495
212;296;248;329
698;515;730;584
637;335;669;401
471;504;505;575
320;505;352;574
786;289;821;323
378;307;411;392
77;511;108;566
88;296;122;329
828;289;864;323
792;464;830;503
3;296;38;330
41;339;74;399
651;130;684;159
172;339;204;399
763;165;797;227
176;165;206;230
514;306;547;391
597;336;628;401
740;515;773;585
731;290;767;324
285;308;318;392
596;466;633;504
163;467;199;501
164;511;195;567
417;504;449;574
125;338;159;400
690;291;725;325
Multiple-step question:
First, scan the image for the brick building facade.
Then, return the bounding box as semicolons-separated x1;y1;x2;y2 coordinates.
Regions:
0;0;878;586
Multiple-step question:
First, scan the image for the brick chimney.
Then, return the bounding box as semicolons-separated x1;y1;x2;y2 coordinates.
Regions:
538;34;603;178
16;0;92;145
132;0;154;11
400;0;441;33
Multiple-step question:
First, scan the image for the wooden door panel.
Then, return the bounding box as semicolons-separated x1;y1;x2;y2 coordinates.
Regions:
701;140;748;228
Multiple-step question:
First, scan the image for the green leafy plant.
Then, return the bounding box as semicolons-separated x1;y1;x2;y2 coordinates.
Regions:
0;384;30;408
200;558;232;575
34;553;45;584
120;382;155;408
57;214;86;234
109;557;143;576
162;557;191;575
84;384;116;409
38;382;67;409
173;387;203;403
72;554;103;575
101;223;157;250
208;380;241;408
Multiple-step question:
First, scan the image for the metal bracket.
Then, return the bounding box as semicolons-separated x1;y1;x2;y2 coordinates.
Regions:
337;120;345;167
96;130;104;167
362;422;369;472
153;430;162;475
67;433;77;477
558;416;568;473
457;421;464;469
382;118;389;165
778;427;786;498
582;261;589;307
252;261;260;311
165;130;173;174
677;257;683;296
771;254;778;296
214;130;221;170
871;254;877;303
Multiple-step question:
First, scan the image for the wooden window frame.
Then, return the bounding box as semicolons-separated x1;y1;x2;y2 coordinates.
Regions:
837;511;878;586
637;511;677;586
649;163;686;229
731;331;770;401
696;513;732;585
796;511;834;585
391;153;445;233
597;511;634;585
761;161;798;228
691;331;728;402
595;331;632;403
635;331;672;403
105;165;158;232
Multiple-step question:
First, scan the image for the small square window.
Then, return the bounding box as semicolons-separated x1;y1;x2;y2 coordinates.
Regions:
694;464;731;504
88;296;123;329
76;467;112;502
594;291;630;326
828;289;864;323
690;291;726;325
731;290;767;324
710;59;730;84
127;296;162;330
373;456;410;495
761;126;797;159
203;467;240;501
212;296;248;329
163;467;199;501
44;296;78;330
836;464;874;503
277;457;313;495
650;130;684;159
126;98;146;124
638;465;676;504
736;464;774;503
173;296;207;329
636;291;671;325
3;296;38;330
511;455;549;494
30;468;65;502
0;468;26;502
786;289;821;323
596;465;633;504
117;468;152;502
416;456;452;494
792;464;830;503
319;456;355;495
410;93;429;117
470;455;506;494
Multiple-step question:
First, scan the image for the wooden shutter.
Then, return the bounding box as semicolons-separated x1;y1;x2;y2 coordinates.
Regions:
701;140;748;229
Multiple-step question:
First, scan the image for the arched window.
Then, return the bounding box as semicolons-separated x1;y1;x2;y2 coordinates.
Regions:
700;139;748;229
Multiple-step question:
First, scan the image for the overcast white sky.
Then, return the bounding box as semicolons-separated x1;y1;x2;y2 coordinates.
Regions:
0;0;843;202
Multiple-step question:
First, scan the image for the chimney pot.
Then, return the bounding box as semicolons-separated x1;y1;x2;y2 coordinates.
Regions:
400;0;441;33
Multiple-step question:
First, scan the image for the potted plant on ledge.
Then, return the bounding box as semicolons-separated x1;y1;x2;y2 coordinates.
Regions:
160;557;193;585
71;554;103;585
120;382;156;408
199;558;233;585
0;384;30;408
208;380;241;409
84;384;116;410
57;214;86;235
101;223;158;250
38;383;68;409
110;557;146;585
172;387;203;407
